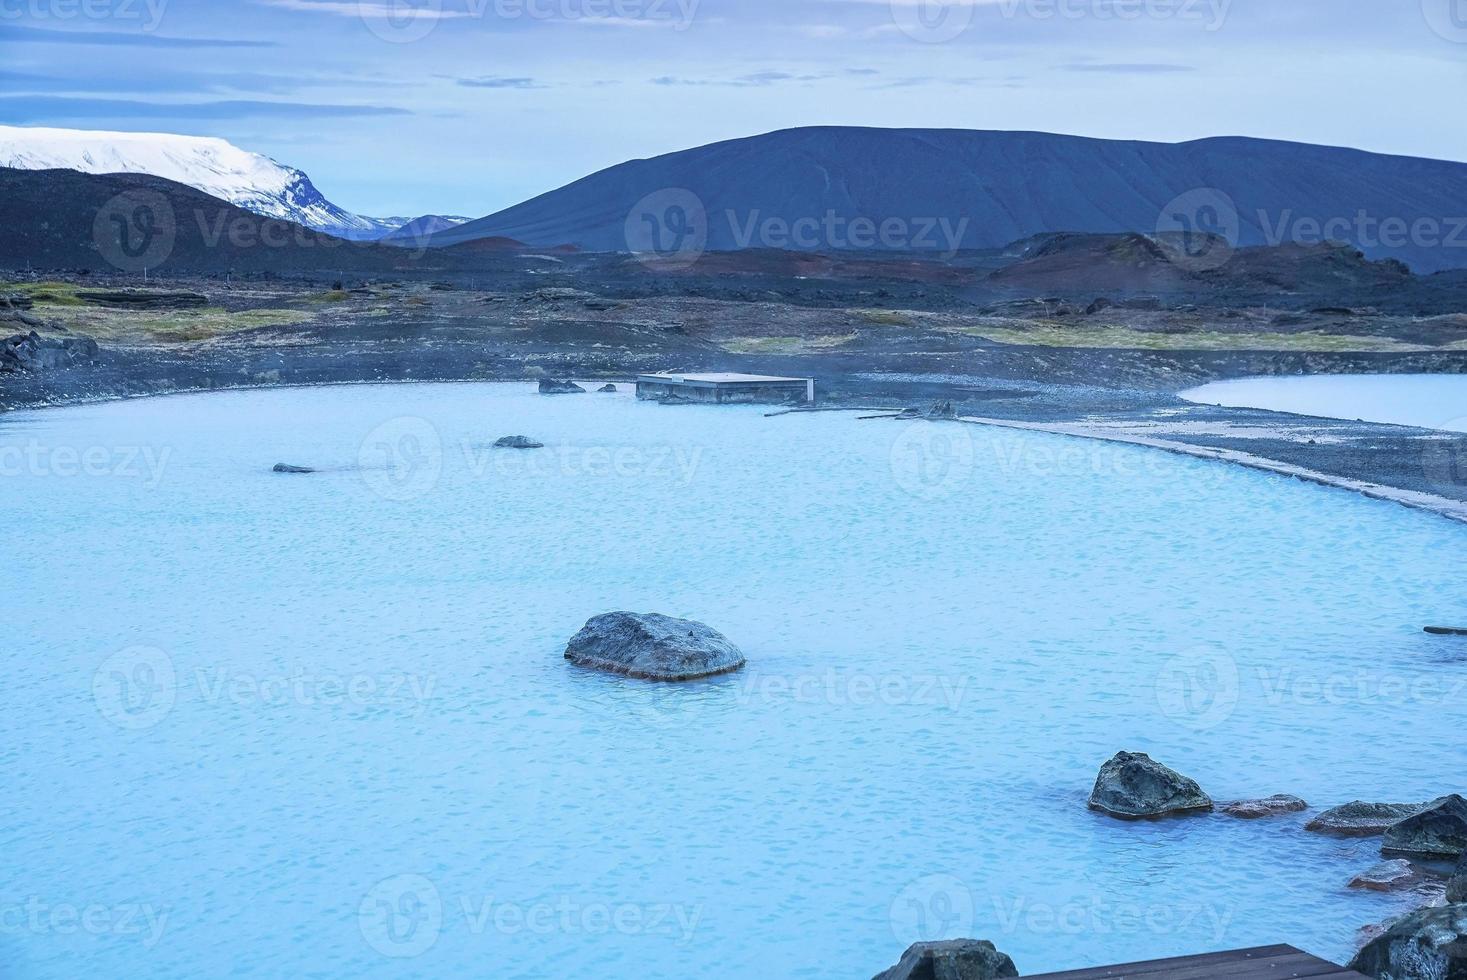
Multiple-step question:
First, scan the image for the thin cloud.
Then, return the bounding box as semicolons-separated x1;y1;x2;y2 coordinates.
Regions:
1;25;275;47
0;96;411;123
257;0;473;19
456;76;548;89
1065;62;1196;73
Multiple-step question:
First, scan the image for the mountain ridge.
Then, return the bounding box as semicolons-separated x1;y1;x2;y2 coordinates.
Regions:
432;127;1467;273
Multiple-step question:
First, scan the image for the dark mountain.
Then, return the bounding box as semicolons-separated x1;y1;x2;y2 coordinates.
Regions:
432;127;1467;273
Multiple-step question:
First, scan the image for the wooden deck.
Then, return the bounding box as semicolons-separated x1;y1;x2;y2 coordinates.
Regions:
1024;945;1365;980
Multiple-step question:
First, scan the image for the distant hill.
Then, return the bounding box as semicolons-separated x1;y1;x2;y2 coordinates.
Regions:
433;127;1467;273
0;125;467;241
0;167;426;274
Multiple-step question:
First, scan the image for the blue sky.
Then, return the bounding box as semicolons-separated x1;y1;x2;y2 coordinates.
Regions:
2;0;1465;218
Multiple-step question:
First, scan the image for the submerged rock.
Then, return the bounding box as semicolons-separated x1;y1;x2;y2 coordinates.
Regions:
1348;904;1467;980
564;612;746;681
1383;795;1467;859
272;463;316;474
1307;802;1426;837
1350;860;1422;892
1088;751;1213;819
872;939;1019;980
538;378;586;395
493;435;545;450
1224;795;1309;819
598;384;618;393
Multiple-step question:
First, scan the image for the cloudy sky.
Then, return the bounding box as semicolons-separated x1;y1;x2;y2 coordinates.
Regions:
2;0;1465;218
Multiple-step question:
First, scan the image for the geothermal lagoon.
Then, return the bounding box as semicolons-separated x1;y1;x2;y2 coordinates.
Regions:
4;383;1465;978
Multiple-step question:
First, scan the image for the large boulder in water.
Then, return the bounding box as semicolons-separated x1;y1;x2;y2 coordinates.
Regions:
538;378;586;394
1383;795;1467;859
1088;751;1213;819
1307;801;1427;837
872;940;1019;980
1348;904;1467;980
564;612;746;681
493;435;544;449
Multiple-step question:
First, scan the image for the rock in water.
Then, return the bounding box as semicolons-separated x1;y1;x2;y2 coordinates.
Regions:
598;384;618;392
1382;795;1467;859
1349;859;1421;892
872;940;1019;980
1224;795;1309;819
538;378;586;395
1088;751;1213;819
493;435;545;449
1348;904;1467;980
273;463;316;474
1447;854;1467;904
1307;802;1427;837
564;612;746;681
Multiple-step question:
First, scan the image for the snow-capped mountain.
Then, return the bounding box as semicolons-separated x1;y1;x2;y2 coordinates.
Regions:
0;125;468;241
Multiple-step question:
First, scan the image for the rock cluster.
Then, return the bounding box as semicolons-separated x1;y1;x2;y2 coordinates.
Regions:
74;289;208;309
872;940;1019;980
494;435;545;449
1;331;98;373
538;378;586;394
1087;752;1213;819
564;612;746;681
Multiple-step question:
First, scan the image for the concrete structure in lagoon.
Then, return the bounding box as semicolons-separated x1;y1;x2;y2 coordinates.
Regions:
636;372;815;405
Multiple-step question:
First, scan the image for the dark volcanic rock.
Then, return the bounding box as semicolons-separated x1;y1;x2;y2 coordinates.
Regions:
1307;802;1427;837
493;435;545;449
2;293;34;311
273;463;316;474
75;289;209;310
1448;855;1467;904
1350;859;1422;892
1223;795;1309;819
538;378;586;394
598;384;618;392
1088;751;1213;819
1383;795;1467;859
1;331;98;373
1348;904;1467;980
564;612;746;681
872;939;1019;980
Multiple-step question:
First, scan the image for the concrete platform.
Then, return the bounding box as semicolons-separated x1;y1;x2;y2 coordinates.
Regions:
636;372;814;404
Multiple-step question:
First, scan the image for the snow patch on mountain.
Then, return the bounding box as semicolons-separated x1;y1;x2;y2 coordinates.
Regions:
0;125;468;241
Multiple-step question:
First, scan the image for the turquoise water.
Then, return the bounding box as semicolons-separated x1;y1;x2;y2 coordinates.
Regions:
3;382;1465;979
1182;374;1467;432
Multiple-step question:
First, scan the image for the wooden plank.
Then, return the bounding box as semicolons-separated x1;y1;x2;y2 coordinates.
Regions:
1025;946;1366;980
